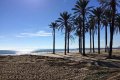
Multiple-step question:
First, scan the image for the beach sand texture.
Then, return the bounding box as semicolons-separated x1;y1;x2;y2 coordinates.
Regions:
0;52;120;80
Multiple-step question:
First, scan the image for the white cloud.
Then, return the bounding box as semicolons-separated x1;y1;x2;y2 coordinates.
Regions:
16;31;52;38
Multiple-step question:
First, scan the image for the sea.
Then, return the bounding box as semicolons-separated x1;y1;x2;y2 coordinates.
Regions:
0;48;119;55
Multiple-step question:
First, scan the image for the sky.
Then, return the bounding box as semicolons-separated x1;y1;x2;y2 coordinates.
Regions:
0;0;120;51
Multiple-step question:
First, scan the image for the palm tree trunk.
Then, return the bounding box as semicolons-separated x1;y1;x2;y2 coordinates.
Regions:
83;13;86;56
81;37;83;53
92;30;95;53
65;29;67;55
80;26;82;54
79;30;82;54
109;26;114;58
79;36;81;53
109;25;113;58
67;32;70;53
65;23;67;55
90;29;92;53
98;20;100;54
79;35;82;53
53;28;55;54
109;0;115;58
105;26;108;52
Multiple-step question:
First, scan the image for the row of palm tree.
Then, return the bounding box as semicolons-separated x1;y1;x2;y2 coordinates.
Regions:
49;0;120;58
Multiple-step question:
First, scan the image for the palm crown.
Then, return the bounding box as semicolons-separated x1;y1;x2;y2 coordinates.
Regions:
49;22;58;29
56;11;73;30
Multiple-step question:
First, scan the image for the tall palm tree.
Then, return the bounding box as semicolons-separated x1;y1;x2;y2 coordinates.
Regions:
102;9;111;52
86;23;92;53
88;16;96;53
67;25;73;53
73;0;91;56
74;16;83;53
92;27;95;53
56;11;72;55
91;7;103;54
89;15;97;53
102;19;108;52
90;26;92;53
49;22;58;54
98;0;120;58
74;29;83;53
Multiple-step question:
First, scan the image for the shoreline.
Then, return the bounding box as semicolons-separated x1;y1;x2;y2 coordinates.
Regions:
0;49;120;56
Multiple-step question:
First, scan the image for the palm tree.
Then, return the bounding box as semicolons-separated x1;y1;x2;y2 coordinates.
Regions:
56;11;72;55
74;16;83;53
91;7;103;54
73;0;91;56
89;15;97;53
76;30;83;53
90;26;92;53
67;25;73;53
102;20;108;52
98;0;120;58
86;23;92;53
102;9;111;52
92;27;95;53
88;16;95;53
49;22;58;54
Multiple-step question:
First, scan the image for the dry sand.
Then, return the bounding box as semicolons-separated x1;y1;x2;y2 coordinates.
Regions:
0;52;120;80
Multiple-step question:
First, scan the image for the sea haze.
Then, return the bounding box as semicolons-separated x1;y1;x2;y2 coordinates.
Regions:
0;48;120;55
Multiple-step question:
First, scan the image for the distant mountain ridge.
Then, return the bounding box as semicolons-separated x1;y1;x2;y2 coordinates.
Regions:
118;46;120;48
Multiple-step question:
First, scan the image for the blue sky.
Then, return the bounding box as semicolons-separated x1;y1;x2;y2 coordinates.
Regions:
0;0;120;51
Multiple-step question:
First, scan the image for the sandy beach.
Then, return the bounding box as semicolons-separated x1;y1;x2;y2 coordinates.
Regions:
0;51;120;80
1;0;120;79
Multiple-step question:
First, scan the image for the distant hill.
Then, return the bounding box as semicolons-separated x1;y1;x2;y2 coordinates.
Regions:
0;50;16;54
116;46;120;48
